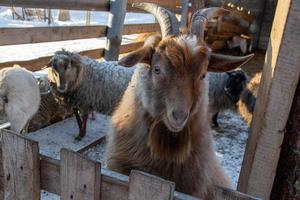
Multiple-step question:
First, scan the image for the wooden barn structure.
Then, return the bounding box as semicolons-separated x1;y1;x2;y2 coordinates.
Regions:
0;0;299;199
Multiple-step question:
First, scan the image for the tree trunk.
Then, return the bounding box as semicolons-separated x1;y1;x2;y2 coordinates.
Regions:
58;9;70;21
271;79;300;200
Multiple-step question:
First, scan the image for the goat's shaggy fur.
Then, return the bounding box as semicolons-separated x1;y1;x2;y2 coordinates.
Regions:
237;73;261;125
0;66;40;133
106;35;233;199
208;70;248;127
105;3;253;199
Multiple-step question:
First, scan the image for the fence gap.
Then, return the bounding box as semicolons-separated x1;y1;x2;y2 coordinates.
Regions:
0;129;40;200
104;0;128;61
128;170;175;200
60;149;101;200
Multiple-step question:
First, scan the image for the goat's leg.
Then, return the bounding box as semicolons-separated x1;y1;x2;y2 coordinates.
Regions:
79;113;89;138
212;112;219;127
73;108;83;140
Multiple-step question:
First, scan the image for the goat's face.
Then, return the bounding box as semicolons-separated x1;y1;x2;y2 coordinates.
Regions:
47;51;81;93
147;36;209;132
225;70;248;102
119;32;253;133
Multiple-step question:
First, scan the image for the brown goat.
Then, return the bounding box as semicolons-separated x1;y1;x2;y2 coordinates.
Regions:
106;3;254;199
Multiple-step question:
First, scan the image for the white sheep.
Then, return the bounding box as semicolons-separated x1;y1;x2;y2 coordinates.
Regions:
0;65;40;133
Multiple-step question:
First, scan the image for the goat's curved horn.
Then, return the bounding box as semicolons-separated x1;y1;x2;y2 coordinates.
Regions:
190;7;230;42
132;2;179;38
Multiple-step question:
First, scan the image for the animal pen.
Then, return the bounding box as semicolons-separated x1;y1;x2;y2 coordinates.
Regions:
0;0;299;199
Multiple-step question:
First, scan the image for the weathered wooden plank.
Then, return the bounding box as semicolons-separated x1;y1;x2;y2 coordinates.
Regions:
0;26;107;46
0;48;105;71
60;149;101;200
128;170;175;200
0;152;257;200
0;146;4;199
101;168;129;200
238;0;300;199
119;42;144;54
270;76;300;199
0;0;109;11
122;23;160;35
0;130;40;200
214;187;260;200
0;41;143;71
40;155;60;195
104;0;128;61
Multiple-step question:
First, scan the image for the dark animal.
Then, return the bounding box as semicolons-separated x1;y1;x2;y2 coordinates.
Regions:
208;70;248;127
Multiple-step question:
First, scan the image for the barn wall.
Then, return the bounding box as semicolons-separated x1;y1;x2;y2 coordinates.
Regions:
258;0;278;50
205;0;277;50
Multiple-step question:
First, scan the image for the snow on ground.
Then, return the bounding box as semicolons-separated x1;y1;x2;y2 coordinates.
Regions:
213;111;249;188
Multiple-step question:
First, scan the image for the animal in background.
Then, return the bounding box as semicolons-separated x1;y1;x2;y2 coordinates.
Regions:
208;69;248;127
0;65;40;133
47;50;134;139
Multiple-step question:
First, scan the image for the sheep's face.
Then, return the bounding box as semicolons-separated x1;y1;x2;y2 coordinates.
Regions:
47;52;81;93
225;70;248;102
120;36;210;132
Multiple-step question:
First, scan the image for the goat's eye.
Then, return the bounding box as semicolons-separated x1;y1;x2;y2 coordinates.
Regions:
200;74;206;80
154;65;161;75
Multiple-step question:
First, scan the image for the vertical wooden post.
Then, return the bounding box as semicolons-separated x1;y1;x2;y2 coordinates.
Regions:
104;0;127;61
238;0;300;199
60;149;101;200
180;0;189;30
0;130;40;200
128;170;175;200
86;11;91;25
0;145;4;199
270;79;300;199
47;9;52;25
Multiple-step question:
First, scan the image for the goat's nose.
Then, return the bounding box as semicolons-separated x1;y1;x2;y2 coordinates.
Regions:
172;110;188;124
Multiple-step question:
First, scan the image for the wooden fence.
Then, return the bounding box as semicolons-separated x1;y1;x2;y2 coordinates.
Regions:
0;0;186;69
0;129;261;200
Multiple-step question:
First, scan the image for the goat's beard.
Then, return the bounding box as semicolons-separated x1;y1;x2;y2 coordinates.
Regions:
147;118;192;164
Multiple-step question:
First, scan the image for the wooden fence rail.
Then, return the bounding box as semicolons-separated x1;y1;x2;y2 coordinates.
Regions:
0;0;184;65
0;129;260;200
0;23;160;46
0;0;110;11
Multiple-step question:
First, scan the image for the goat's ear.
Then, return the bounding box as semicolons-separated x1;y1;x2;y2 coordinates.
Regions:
208;53;254;72
70;53;83;68
42;58;53;70
118;46;153;67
